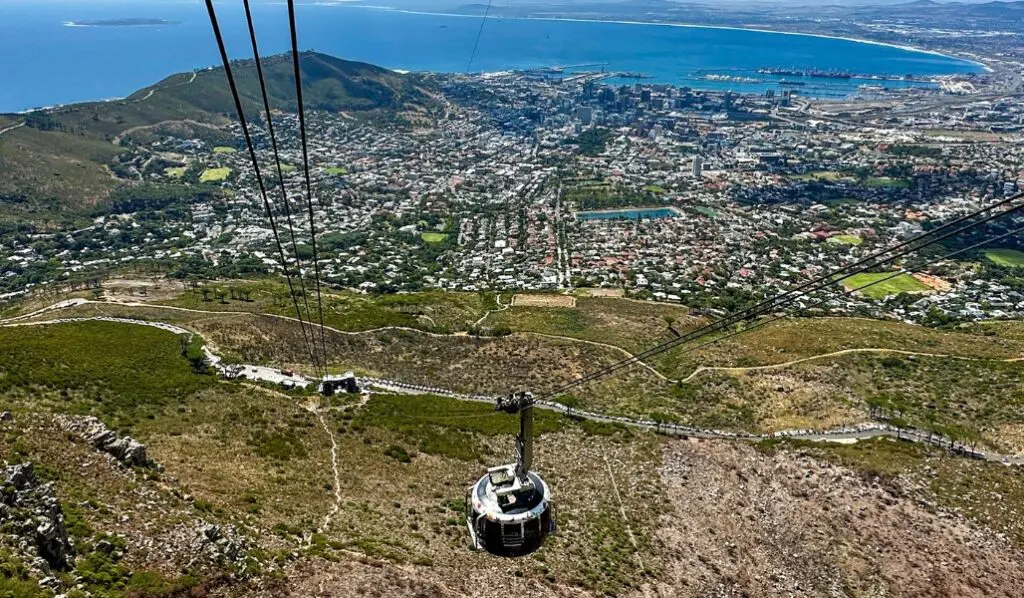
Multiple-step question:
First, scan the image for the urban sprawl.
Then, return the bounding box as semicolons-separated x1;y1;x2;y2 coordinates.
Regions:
6;63;1024;326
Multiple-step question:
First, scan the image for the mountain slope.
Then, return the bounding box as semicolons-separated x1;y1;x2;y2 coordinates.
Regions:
0;52;438;220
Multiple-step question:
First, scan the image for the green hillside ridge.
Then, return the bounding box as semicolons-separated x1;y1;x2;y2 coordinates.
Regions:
0;52;439;220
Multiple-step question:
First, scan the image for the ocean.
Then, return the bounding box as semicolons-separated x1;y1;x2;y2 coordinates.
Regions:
0;0;983;113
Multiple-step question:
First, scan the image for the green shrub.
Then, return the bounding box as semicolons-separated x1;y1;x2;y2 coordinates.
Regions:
383;444;411;463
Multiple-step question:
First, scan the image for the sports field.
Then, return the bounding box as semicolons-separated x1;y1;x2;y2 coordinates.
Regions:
842;272;930;299
200;167;231;183
985;249;1024;268
512;294;577;308
420;232;448;243
827;234;863;246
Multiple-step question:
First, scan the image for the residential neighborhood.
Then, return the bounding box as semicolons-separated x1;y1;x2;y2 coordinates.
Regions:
5;68;1024;325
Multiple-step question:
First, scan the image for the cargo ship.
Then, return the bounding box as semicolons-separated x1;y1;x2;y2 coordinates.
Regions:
759;67;853;80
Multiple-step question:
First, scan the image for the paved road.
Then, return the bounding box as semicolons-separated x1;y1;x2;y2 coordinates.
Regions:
0;313;312;390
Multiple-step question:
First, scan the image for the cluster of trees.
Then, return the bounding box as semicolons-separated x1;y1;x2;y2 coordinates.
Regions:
567;185;655;211
179;334;210;374
568;128;614;157
196;286;254;303
96;183;218;216
886;144;944;159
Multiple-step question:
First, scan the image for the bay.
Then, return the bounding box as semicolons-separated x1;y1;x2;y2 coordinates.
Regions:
0;0;983;113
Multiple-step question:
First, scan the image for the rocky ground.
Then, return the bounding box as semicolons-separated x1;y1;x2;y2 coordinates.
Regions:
648;439;1024;598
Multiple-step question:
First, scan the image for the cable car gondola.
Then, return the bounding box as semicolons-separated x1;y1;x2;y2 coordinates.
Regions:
466;392;555;555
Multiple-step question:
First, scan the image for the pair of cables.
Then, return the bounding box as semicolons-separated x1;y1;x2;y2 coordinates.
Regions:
204;0;329;378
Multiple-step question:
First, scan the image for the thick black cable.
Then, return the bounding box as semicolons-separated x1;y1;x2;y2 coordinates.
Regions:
287;0;330;373
203;0;321;374
656;223;1024;377
540;192;1024;398
466;0;494;73
241;0;321;378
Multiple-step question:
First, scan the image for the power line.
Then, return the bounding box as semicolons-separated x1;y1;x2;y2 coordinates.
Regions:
241;0;322;378
202;0;321;375
540;192;1024;399
287;0;330;373
466;0;494;73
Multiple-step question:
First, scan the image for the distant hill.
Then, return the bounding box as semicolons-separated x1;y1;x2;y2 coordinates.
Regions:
41;51;437;141
0;52;438;221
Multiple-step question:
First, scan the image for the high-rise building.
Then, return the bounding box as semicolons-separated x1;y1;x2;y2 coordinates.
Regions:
577;106;593;126
692;155;703;178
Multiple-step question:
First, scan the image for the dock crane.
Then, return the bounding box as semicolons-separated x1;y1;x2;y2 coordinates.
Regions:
466;392;555;555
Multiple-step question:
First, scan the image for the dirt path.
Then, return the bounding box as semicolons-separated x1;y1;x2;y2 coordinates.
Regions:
679;347;1024;383
113;118;222;146
308;405;343;536
604;455;644;574
242;380;343;539
472;293;509;327
0;121;25;137
130;71;197;105
14;299;1024;389
523;331;670;381
7;309;1024;462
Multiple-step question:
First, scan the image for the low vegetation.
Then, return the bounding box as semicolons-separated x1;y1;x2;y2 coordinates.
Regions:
757;437;1024;548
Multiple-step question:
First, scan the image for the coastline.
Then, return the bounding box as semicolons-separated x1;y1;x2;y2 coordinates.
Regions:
330;4;990;73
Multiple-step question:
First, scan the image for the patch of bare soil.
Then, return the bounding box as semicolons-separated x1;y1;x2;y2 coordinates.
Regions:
102;277;185;302
646;440;1024;598
512;294;577;308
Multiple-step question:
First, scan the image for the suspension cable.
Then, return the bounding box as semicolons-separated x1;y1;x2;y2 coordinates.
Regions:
203;0;321;375
466;0;494;73
287;0;330;373
241;0;322;378
539;192;1024;399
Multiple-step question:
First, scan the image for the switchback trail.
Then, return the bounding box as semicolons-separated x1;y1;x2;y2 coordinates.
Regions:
5;312;1024;464
679;347;1024;383
8;298;1024;389
471;293;509;327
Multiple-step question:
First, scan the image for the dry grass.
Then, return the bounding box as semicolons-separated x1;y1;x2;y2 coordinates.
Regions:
493;296;698;355
654;439;1024;597
662;317;1024;379
512;294;577;308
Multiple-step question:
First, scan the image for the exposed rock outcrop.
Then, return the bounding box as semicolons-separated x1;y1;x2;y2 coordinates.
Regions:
0;463;74;572
190;523;250;570
55;415;149;467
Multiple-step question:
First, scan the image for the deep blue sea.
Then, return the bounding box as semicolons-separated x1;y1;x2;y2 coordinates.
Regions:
0;0;983;113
